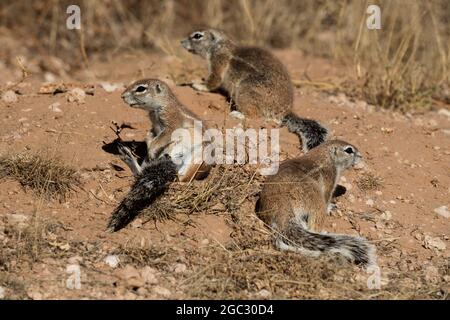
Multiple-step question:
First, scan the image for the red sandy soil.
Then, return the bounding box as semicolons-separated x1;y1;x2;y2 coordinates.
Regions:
0;49;449;299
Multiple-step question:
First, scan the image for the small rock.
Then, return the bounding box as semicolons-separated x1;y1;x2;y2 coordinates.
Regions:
229;110;245;120
354;161;365;170
130;218;143;229
172;263;187;274
438;108;450;118
7;213;29;229
140;266;158;284
123;291;137;300
366;199;374;206
423;235;446;251
0;286;5;299
48;102;62;113
104;255;120;268
136;287;148;296
68;256;83;264
100;82;123;93
434;206;450;219
424;265;440;284
152;286;171;298
2;90;18;103
27;288;43;300
348;193;355;203
44;72;56;83
200;239;210;246
380;211;392;220
256;289;272;299
66;88;86;104
211;202;226;211
119;265;145;288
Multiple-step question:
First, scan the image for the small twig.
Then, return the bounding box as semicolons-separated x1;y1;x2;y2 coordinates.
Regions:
292;79;339;90
1;57;30;94
372;237;401;243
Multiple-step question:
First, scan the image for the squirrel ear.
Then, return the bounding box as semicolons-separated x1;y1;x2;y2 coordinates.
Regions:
155;83;162;94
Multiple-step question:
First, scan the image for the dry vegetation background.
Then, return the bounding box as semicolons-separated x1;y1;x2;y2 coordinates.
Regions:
0;0;449;111
0;0;449;300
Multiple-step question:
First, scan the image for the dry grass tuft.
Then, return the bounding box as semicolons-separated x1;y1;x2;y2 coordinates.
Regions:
0;152;80;201
340;0;449;111
185;250;357;299
0;216;56;267
357;172;383;191
115;245;178;270
142;165;262;221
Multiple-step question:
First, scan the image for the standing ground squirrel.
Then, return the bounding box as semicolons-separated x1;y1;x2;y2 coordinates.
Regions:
256;140;377;266
181;28;328;152
107;79;211;232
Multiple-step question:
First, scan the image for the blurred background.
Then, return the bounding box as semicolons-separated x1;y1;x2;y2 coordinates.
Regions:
0;0;449;111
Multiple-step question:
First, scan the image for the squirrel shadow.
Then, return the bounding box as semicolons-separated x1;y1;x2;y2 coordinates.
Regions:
332;184;347;198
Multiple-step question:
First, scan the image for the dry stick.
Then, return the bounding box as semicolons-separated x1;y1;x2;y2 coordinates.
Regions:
79;29;89;69
1;57;30;94
98;182;113;202
353;0;369;79
426;1;448;84
372;237;400;243
79;186;114;206
240;0;255;42
292;79;339;90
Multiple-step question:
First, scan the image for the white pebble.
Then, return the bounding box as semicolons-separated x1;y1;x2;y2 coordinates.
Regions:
48;102;62;113
229;110;245;120
2;90;18;103
434;206;450;219
100;82;123;93
67;88;86;104
256;289;272;299
104;255;120;268
438;108;450;118
152;286;171;298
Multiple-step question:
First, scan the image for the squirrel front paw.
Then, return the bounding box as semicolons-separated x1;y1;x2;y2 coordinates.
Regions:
117;142;136;162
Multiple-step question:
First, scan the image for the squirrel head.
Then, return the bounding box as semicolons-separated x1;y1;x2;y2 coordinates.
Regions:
181;28;232;58
121;79;175;111
322;140;363;170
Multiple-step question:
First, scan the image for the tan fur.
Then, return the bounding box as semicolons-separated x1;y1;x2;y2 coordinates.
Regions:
121;79;211;182
181;28;294;121
257;140;362;232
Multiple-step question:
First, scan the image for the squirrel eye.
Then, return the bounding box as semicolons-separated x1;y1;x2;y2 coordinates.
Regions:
135;86;147;93
192;32;203;40
344;146;354;154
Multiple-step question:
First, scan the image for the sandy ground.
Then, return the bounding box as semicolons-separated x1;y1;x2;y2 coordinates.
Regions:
0;49;449;299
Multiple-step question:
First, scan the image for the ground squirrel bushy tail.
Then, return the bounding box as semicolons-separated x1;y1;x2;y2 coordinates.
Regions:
281;113;328;152
276;219;376;267
106;156;177;232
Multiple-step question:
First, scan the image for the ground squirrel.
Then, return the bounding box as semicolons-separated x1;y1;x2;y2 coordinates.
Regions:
107;79;211;232
181;28;328;152
256;140;377;266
